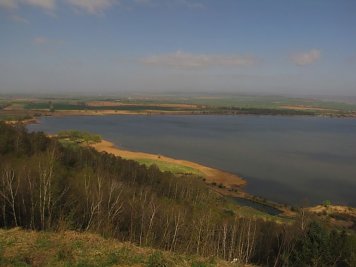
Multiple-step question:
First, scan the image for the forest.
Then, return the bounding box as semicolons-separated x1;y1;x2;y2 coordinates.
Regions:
0;122;355;266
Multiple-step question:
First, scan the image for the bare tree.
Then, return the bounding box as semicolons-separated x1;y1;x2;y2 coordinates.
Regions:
85;174;104;231
0;168;19;226
170;210;182;251
37;147;57;230
145;197;157;246
106;180;124;234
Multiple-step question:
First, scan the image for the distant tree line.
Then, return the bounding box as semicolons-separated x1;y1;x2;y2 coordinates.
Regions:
0;122;355;266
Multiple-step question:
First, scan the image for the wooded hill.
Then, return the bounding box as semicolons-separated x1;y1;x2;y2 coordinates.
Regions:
0;122;355;266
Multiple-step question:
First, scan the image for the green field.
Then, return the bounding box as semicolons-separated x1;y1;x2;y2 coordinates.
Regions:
23;102;196;112
0;114;32;121
8;94;354;112
126;94;356;112
173;96;356;111
2;94;356;120
135;158;204;176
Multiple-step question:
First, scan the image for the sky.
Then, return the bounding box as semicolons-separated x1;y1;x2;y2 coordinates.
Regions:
0;0;356;96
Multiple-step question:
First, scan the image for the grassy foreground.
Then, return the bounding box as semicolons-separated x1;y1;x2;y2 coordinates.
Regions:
0;228;238;267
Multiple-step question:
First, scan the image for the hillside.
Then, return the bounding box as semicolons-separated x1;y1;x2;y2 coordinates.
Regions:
0;228;237;267
0;122;355;266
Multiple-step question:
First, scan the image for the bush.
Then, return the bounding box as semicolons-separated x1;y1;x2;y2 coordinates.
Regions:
57;130;101;144
147;252;171;267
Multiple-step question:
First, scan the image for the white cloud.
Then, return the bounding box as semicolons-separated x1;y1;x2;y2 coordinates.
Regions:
66;0;117;14
132;0;204;9
1;0;203;15
23;0;55;10
176;0;204;9
32;36;48;45
133;0;151;4
0;0;55;10
11;14;30;23
32;36;64;47
142;50;258;68
0;0;18;9
291;49;321;66
1;0;114;13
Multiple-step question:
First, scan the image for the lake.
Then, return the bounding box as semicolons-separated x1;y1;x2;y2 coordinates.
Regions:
28;115;356;207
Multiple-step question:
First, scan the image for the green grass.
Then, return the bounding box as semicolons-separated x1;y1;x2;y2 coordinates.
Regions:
0;228;235;267
0;114;33;121
57;130;101;143
235;206;288;222
221;199;293;224
135;158;204;176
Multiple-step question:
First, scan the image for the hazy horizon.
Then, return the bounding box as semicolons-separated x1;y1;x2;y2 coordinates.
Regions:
1;0;355;96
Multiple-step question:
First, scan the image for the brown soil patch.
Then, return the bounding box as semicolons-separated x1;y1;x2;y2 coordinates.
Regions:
86;101;125;107
86;101;198;109
280;105;335;111
49;110;199;116
53;110;140;115
90;140;246;189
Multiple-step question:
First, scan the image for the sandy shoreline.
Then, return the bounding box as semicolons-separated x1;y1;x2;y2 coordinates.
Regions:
90;140;246;189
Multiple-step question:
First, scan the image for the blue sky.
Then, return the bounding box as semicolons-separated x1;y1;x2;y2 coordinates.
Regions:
0;0;355;96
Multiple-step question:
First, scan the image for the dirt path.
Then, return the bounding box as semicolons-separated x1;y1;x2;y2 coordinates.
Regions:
90;140;246;189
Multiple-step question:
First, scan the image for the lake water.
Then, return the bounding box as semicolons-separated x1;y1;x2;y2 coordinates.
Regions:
28;115;356;207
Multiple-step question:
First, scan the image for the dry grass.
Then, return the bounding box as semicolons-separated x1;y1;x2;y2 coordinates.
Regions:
307;205;356;229
308;205;356;217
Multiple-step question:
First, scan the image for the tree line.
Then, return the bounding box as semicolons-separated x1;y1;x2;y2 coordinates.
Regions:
0;122;355;266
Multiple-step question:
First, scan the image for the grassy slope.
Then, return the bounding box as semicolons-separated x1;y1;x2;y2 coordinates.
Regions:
0;228;238;267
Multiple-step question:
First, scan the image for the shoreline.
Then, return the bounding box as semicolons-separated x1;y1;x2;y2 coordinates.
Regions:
22;116;355;219
90;140;298;217
90;140;247;190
